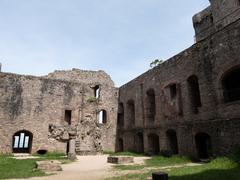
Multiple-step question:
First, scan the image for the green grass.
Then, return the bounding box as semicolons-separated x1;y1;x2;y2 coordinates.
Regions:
145;155;191;167
169;157;240;180
0;156;45;179
109;157;240;180
114;165;145;171
33;151;66;160
0;152;68;179
104;151;144;157
114;155;191;171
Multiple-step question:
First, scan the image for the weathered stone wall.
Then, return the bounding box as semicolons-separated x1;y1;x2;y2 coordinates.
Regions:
0;69;118;154
211;0;240;27
118;16;240;158
193;0;240;42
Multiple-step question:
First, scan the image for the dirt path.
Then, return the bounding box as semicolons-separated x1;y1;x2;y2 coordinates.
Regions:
27;155;113;180
14;155;200;180
112;162;202;177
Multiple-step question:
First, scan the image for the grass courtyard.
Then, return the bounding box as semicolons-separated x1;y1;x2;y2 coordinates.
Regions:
107;151;240;180
0;152;68;179
1;151;240;179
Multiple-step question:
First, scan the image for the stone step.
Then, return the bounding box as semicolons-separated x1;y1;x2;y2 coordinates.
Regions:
75;148;81;152
13;153;31;157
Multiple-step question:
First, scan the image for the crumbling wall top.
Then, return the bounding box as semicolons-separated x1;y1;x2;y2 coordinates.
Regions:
45;68;115;87
193;6;212;25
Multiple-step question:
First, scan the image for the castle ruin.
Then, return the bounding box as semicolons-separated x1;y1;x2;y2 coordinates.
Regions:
0;0;240;160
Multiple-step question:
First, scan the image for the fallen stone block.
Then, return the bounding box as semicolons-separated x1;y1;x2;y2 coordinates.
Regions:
152;172;168;180
36;160;62;172
107;156;134;164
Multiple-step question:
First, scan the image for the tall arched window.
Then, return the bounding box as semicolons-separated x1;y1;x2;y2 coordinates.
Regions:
117;103;124;127
146;89;156;123
93;85;100;99
222;67;240;102
187;75;202;113
98;110;107;124
12;130;33;153
127;100;135;127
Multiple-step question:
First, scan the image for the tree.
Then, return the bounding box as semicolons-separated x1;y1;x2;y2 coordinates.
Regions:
150;59;163;68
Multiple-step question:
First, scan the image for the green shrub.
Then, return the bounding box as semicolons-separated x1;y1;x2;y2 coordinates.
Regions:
86;96;98;102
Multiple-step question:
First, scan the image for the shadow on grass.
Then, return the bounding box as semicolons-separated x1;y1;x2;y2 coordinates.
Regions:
170;165;240;180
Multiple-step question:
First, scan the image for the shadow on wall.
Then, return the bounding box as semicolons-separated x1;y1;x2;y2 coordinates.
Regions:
170;166;240;180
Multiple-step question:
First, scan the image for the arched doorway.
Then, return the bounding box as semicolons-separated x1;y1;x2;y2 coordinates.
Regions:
195;132;212;159
222;66;240;102
12;130;33;153
147;133;160;155
118;138;124;152
134;132;144;153
166;130;179;154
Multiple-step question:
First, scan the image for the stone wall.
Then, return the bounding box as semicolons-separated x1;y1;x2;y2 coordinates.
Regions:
117;16;240;158
0;69;118;154
193;0;240;42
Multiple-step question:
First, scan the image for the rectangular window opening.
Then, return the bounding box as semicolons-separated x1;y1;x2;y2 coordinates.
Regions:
98;111;103;124
170;84;177;100
65;110;72;125
94;85;100;99
14;136;19;148
98;110;107;124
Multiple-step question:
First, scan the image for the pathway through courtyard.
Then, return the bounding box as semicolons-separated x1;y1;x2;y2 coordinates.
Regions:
13;155;201;180
27;155;113;180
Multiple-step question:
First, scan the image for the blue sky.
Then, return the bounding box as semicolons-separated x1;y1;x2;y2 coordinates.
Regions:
0;0;210;86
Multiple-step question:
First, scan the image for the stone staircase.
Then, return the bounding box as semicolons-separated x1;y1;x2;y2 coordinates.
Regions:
75;140;81;152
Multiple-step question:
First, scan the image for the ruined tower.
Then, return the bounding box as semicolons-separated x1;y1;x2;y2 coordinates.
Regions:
193;0;240;41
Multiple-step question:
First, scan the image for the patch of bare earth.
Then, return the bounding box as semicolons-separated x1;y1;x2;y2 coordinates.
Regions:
21;155;113;180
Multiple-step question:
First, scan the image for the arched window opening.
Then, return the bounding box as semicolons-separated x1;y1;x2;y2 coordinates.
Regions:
127;100;135;127
187;75;202;114
118;138;124;152
93;85;100;99
134;132;144;153
195;132;212;159
146;89;156;123
222;67;240;102
98;110;107;124
166;130;179;154
117;103;124;128
147;133;160;155
12;130;33;153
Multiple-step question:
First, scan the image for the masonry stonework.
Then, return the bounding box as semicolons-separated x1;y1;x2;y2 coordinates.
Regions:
0;1;240;159
0;69;118;154
117;0;240;159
